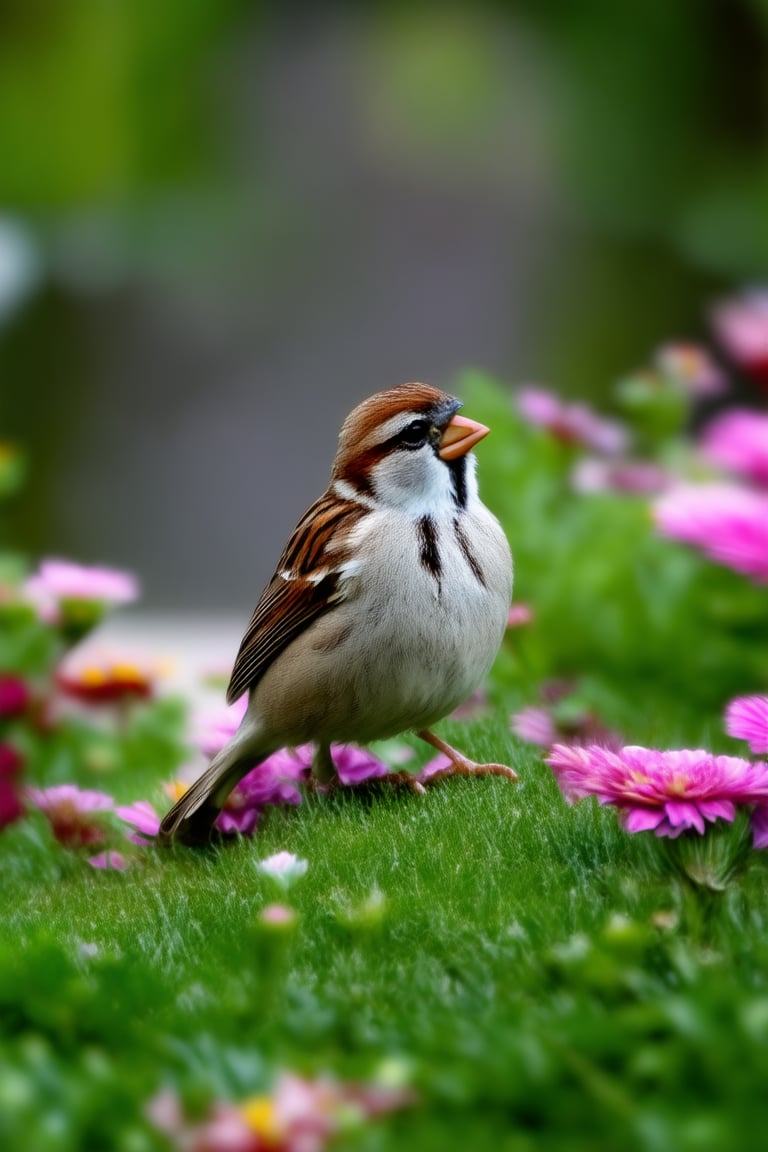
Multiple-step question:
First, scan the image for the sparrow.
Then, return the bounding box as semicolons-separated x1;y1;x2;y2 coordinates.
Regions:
159;382;516;845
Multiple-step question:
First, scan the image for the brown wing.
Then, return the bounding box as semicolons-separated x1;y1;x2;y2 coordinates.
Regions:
226;491;367;704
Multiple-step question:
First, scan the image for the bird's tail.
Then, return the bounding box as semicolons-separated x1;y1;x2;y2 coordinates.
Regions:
157;731;270;846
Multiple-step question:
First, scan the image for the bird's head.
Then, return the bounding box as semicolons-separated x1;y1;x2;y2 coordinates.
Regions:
331;382;490;514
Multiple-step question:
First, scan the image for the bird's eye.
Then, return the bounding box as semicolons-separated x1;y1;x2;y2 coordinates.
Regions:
399;419;430;448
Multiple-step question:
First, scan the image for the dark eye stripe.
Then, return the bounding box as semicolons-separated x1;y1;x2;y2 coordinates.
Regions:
397;419;430;448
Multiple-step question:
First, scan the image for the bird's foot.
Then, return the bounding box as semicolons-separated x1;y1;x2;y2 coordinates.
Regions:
416;730;517;786
302;774;339;797
357;770;427;796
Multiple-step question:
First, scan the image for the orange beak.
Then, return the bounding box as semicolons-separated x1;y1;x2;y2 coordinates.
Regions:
438;414;490;461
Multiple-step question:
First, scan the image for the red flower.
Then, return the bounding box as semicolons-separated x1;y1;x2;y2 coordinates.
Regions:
56;661;154;705
711;290;768;388
0;742;24;830
0;676;30;719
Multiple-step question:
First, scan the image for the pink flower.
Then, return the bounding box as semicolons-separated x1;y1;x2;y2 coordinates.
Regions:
511;699;622;750
24;558;138;608
88;850;128;871
571;456;671;496
725;696;768;755
116;800;161;843
506;603;533;628
256;851;308;887
546;743;768;841
259;903;298;928
331;745;391;785
148;1071;415;1152
0;675;30;718
517;387;628;454
711;289;768;387
23;558;139;640
211;749;310;834
195;695;248;759
752;806;768;850
655;342;726;397
26;784;114;847
417;754;453;783
0;742;24;830
700;408;768;486
511;706;557;746
653;483;768;582
236;747;308;802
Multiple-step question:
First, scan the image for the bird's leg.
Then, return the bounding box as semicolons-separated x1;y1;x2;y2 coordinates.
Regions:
304;742;339;793
307;744;426;795
417;729;518;785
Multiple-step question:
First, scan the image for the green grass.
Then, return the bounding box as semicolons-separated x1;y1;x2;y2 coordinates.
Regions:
4;718;768;1151
5;370;768;1150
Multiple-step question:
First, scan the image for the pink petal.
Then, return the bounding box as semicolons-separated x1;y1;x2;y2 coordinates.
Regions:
664;801;705;834
116;801;161;837
696;799;736;825
332;745;390;785
417;754;453;782
752;805;768;850
725;696;768;755
215;808;261;836
624;807;666;834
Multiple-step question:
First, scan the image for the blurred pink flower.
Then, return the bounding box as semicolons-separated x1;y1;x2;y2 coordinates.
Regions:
711;289;768;387
259;903;298;928
118;742;412;845
26;784;114;848
24;558;139;608
511;706;557;746
331;744;391;785
88;850;128;871
517;387;628;454
148;1070;415;1152
0;675;30;718
0;742;24;830
221;748;310;832
506;603;533;628
200;735;393;804
511;700;622;750
195;695;248;759
116;799;161;843
653;483;768;582
655;342;726;396
571;456;671;496
724;696;768;755
417;753;453;783
546;743;768;841
700;408;768;486
256;851;308;887
752;806;768;851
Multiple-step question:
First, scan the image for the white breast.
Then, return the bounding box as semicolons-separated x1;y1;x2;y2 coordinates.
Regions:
329;502;512;740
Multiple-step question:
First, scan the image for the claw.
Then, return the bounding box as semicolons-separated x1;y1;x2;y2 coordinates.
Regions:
417;729;518;786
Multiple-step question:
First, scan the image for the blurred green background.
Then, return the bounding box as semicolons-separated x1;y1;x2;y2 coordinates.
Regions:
1;0;767;609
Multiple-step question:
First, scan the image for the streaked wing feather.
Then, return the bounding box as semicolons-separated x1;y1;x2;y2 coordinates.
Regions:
226;492;367;704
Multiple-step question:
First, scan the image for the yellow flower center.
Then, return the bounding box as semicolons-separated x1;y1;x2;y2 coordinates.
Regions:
666;774;690;797
164;780;189;803
112;663;144;683
240;1096;282;1143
